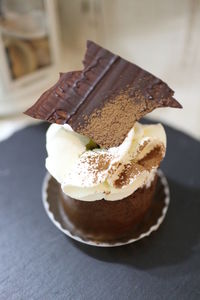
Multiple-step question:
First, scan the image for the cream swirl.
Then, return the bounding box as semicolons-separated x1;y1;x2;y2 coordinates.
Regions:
46;122;166;201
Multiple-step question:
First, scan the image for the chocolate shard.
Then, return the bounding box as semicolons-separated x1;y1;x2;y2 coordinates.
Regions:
24;40;182;148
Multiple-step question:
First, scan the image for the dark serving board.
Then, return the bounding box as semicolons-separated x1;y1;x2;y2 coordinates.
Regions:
0;120;200;300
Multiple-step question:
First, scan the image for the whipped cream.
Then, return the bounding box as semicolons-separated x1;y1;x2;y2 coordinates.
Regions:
46;124;89;183
46;122;166;201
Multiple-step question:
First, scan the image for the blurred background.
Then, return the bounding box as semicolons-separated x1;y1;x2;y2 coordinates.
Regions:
0;0;199;141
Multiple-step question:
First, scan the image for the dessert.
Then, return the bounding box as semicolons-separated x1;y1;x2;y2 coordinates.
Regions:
25;41;182;243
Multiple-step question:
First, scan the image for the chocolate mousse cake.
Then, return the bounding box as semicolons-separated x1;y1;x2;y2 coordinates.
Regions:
25;41;182;243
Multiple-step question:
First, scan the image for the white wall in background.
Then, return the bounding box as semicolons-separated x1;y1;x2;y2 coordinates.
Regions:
58;0;200;140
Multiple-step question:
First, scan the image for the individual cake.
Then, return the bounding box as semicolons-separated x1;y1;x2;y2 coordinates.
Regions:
25;41;182;243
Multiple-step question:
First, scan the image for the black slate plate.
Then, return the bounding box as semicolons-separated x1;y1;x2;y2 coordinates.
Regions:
0;121;200;300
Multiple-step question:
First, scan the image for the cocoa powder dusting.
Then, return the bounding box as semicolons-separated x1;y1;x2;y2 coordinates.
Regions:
114;163;145;188
138;145;164;171
114;145;164;188
137;140;150;153
77;87;160;148
77;152;112;184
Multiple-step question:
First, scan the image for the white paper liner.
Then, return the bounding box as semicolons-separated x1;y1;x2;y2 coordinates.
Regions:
42;169;170;247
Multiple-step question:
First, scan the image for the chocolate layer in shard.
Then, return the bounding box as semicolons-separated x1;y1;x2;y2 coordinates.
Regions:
25;40;182;148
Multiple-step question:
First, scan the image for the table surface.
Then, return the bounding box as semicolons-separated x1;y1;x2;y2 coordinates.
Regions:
0;122;200;300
